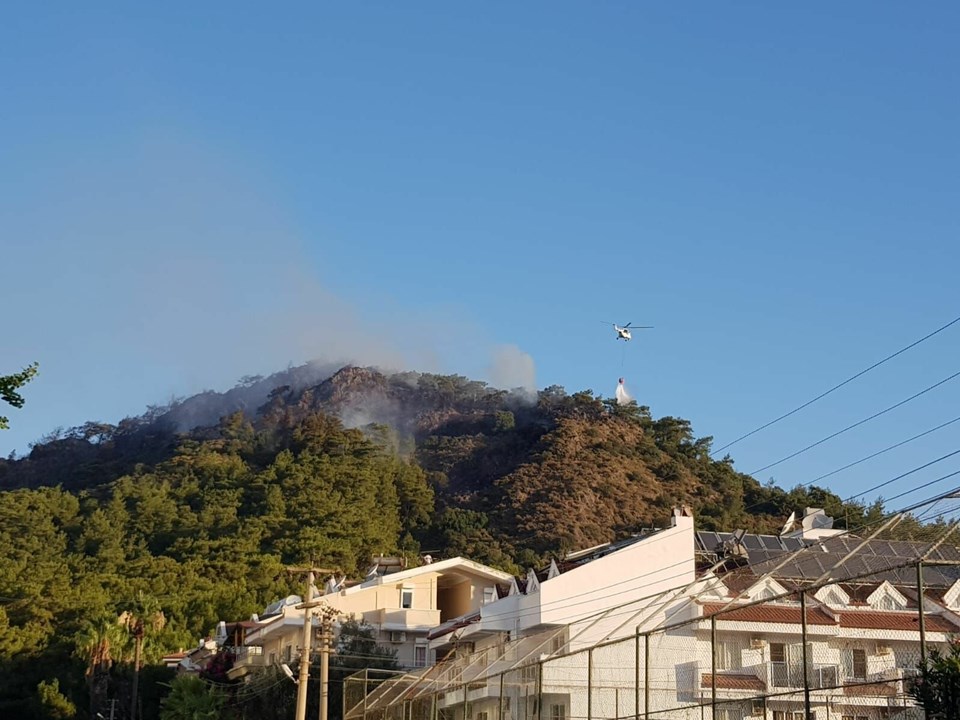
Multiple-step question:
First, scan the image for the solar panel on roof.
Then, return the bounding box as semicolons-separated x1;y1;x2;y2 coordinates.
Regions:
698;532;721;552
743;535;764;551
761;536;783;550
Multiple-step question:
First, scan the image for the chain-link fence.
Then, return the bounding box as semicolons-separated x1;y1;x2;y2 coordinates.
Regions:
346;505;960;720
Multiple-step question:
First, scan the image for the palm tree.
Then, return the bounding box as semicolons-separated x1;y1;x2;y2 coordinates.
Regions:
159;675;224;720
119;592;166;720
73;615;129;718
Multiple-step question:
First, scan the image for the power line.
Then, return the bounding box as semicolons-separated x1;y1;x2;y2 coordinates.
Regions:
737;415;960;518
398;455;960;630
805;414;960;486
844;449;960;503
714;314;960;455
749;368;960;476
883;468;960;506
362;486;960;710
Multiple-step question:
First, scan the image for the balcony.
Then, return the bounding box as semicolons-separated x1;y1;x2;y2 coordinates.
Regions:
226;645;265;680
363;608;441;630
767;662;840;689
842;668;912;700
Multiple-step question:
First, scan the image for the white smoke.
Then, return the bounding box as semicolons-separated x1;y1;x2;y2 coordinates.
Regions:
615;378;632;405
0;129;537;451
488;345;537;400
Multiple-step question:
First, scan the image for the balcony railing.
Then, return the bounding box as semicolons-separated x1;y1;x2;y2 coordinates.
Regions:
229;645;264;666
768;661;840;689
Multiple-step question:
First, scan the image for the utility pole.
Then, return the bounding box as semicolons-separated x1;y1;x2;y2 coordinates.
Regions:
318;604;341;720
289;567;336;720
295;570;316;720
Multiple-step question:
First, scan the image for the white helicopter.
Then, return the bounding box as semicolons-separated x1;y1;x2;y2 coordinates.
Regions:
603;321;653;341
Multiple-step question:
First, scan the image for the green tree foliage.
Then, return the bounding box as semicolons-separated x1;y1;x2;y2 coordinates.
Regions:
1;362;38;429
159;675;223;720
315;619;399;720
910;641;960;720
0;365;922;717
230;666;295;720
73;615;129;717
35;678;76;719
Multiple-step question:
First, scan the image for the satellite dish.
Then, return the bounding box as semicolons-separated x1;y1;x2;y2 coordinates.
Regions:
780;511;797;536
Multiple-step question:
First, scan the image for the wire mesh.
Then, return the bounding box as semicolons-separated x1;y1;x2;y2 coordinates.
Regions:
347;497;960;720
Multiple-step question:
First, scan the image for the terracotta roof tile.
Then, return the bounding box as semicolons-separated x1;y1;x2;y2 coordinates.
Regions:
701;673;766;691
701;603;834;625
838;611;959;632
843;682;898;697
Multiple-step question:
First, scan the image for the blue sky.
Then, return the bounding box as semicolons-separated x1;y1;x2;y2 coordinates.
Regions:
2;2;959;512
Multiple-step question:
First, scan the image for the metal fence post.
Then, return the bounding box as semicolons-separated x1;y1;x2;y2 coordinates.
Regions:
644;633;650;720
537;662;543;720
800;591;811;720
635;629;641;720
588;648;593;720
917;561;928;720
710;615;717;720
362;670;369;720
498;673;504;720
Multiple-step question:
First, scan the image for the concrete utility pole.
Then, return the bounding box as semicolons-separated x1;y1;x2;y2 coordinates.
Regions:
295;570;316;720
317;604;340;720
289;566;335;720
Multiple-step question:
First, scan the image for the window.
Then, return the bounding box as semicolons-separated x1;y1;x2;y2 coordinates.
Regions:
770;643;786;664
549;632;565;654
521;664;538;683
852;649;867;679
716;640;742;670
401;587;414;609
550;705;565;720
876;594;898;610
843;648;867;680
714;706;743;720
476;713;488;720
483;587;497;605
415;645;428;668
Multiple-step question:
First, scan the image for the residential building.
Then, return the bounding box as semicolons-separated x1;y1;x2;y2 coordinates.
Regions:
229;556;512;679
350;509;960;720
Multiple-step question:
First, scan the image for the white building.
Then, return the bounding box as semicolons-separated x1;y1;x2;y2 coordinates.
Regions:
351;510;960;720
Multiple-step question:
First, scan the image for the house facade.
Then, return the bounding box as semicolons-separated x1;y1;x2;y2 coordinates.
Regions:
228;556;513;679
349;509;960;720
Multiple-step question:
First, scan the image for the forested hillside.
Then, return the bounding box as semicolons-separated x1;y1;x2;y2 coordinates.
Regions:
0;365;884;718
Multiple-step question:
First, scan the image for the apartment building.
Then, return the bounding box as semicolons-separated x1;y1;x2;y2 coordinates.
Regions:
350;509;960;720
228;556;512;679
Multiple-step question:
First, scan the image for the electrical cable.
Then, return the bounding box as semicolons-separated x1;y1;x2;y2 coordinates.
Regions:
843;448;960;502
735;417;960;520
800;414;960;488
713;313;960;455
359;459;960;634
359;486;960;711
749;368;960;476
